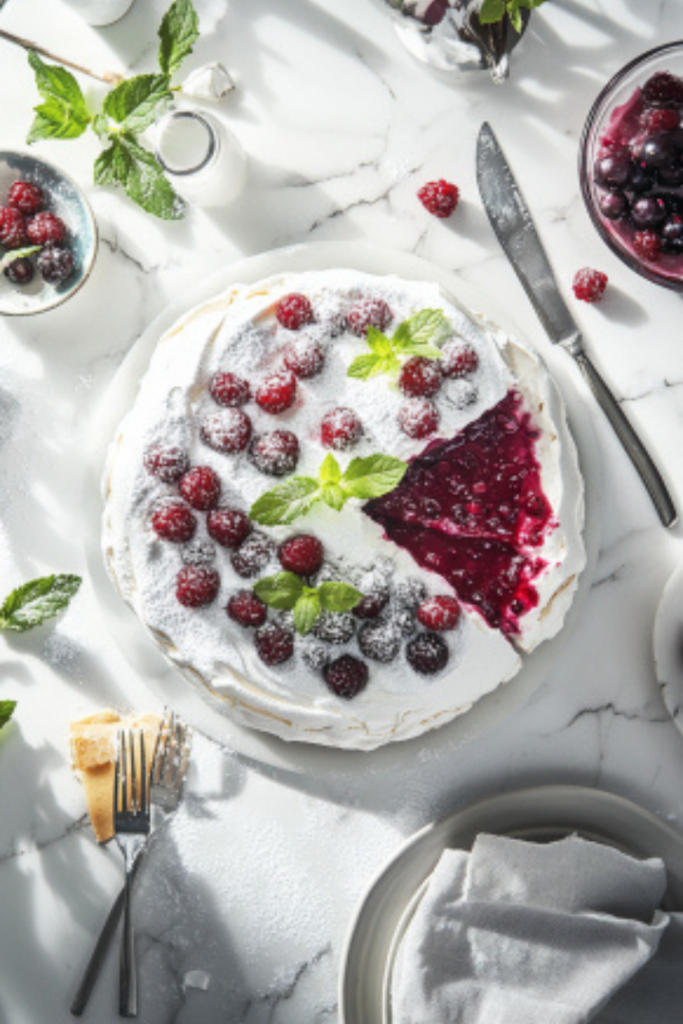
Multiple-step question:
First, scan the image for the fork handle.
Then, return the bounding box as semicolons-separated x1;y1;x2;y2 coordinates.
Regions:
120;860;137;1017
70;855;144;1016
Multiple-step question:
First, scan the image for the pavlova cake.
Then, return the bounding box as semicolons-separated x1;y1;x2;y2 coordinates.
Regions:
103;269;585;750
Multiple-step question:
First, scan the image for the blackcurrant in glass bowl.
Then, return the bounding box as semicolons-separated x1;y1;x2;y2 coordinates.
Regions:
579;42;683;290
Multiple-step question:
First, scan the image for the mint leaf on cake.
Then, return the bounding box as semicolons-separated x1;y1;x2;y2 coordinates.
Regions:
254;573;362;636
0;574;82;632
347;309;448;381
249;453;408;526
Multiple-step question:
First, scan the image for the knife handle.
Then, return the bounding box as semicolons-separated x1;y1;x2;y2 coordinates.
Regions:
574;351;677;528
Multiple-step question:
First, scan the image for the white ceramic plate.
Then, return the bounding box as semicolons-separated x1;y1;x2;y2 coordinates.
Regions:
82;241;601;774
654;562;683;733
339;785;683;1024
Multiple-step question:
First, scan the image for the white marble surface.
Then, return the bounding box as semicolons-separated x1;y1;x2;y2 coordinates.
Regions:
1;1;683;1021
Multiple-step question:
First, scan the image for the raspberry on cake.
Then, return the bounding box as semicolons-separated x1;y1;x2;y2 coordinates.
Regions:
255;370;297;414
179;466;221;510
278;535;324;576
207;506;252;548
103;268;586;750
209;371;251;407
151;500;197;543
200;408;252;453
321;407;363;450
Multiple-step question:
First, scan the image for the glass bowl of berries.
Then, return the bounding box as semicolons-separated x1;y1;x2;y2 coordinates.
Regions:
0;151;97;315
579;42;683;290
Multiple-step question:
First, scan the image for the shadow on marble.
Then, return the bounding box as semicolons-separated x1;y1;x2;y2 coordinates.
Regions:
593;287;648;328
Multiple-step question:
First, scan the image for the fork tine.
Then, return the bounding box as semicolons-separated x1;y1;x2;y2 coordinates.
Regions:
121;729;128;813
140;729;148;814
114;729;122;816
129;729;137;813
151;707;173;786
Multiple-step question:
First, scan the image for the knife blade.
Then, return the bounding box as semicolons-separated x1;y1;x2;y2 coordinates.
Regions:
476;121;677;529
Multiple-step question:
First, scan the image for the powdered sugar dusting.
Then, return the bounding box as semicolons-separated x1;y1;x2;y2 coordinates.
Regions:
103;269;585;749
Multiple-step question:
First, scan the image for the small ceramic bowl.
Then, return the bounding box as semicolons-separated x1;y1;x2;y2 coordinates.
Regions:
579;42;683;291
0;151;98;316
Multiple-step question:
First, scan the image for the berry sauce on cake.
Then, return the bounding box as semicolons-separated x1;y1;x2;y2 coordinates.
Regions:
103;269;585;750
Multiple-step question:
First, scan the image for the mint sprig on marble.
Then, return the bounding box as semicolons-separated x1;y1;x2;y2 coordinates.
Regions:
0;574;81;633
254;573;362;636
347;309;448;382
25;0;199;219
0;701;16;732
249;452;408;527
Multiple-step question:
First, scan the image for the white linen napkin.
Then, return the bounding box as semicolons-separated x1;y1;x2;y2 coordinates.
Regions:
391;833;670;1024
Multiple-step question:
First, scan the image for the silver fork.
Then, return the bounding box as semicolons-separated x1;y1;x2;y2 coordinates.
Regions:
70;710;192;1017
114;727;151;1018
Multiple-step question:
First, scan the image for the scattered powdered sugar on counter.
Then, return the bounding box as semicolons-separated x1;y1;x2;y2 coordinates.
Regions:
103;268;585;750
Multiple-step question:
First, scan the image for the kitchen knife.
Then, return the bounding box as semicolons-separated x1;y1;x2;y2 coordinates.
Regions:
476;121;677;529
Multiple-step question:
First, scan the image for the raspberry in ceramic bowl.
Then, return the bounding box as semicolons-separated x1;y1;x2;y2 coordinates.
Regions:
0;151;97;315
579;43;683;290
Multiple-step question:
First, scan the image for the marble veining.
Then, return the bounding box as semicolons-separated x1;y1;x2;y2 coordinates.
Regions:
2;0;683;1022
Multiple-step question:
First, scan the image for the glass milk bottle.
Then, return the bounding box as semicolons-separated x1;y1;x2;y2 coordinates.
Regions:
154;109;247;208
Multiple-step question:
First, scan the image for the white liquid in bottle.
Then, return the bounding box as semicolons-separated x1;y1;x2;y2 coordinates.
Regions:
154;110;247;208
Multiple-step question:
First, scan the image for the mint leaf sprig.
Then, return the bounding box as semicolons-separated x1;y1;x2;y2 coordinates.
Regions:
0;701;16;732
347;309;448;382
250;452;407;527
25;0;200;220
254;573;362;636
0;574;82;633
479;0;549;33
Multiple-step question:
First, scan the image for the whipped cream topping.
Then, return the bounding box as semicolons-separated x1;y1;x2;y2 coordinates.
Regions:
103;269;585;750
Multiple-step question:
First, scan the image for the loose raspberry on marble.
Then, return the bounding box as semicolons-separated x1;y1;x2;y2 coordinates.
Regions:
143;443;190;484
358;620;401;663
250;430;300;476
209;371;251;407
254;622;294;665
26;210;67;245
633;230;662;262
642;108;680;132
176;565;220;607
440;340;479;379
8;181;45;216
37;243;75;285
200;408;252;454
207;506;252;548
572;268;608;304
417;179;460;218
398;356;443;398
406;631;449;674
0;206;28;249
398;398;439;439
278;534;324;576
283;336;325;379
151;500;197;543
347;297;393;336
179;466;221;510
231;531;275;578
417;595;461;631
227;589;268;627
255;370;297;414
320;407;363;450
642;71;683;109
275;293;314;330
323;655;369;699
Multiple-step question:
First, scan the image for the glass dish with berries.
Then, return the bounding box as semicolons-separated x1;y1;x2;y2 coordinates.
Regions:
0;151;97;315
580;43;683;290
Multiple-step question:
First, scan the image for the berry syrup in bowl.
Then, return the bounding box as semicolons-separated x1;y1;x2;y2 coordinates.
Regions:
579;42;683;290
